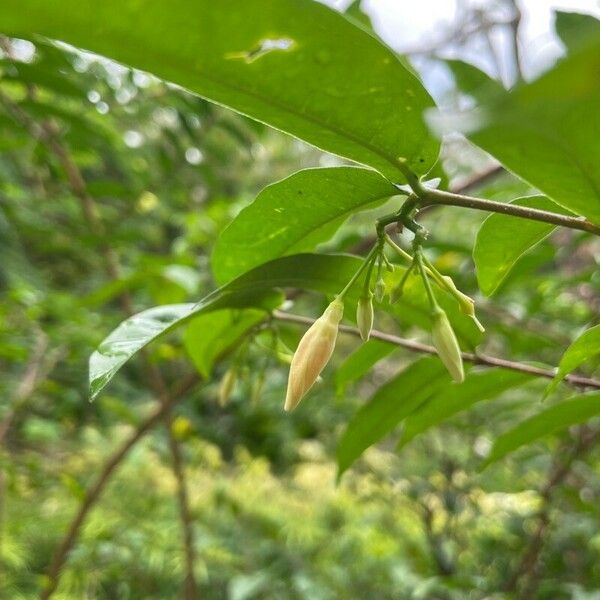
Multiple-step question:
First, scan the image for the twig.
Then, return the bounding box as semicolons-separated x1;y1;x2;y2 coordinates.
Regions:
502;427;600;597
40;375;199;600
0;76;201;597
273;311;600;390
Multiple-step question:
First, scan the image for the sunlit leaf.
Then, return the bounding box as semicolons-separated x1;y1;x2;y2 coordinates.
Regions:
212;167;398;284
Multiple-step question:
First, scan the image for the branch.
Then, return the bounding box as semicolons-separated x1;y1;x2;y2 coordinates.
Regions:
273;311;600;390
421;188;600;236
502;427;600;597
40;374;199;600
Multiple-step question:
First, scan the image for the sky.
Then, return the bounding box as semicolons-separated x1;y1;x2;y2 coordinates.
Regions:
321;0;600;94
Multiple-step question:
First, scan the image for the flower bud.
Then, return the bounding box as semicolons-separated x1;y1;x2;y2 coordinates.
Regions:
442;276;485;333
356;293;374;341
218;367;237;406
431;307;464;383
285;298;344;411
374;278;386;302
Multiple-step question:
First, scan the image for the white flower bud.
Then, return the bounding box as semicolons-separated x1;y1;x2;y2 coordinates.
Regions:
431;307;464;383
284;298;344;411
357;293;374;341
218;367;237;406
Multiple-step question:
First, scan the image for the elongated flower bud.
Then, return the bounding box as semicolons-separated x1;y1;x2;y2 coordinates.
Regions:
218;367;237;406
431;307;464;383
442;276;485;333
357;293;374;341
374;278;386;302
285;298;344;411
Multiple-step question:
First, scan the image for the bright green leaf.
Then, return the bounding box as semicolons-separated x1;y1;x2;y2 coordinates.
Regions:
212;167;398;284
398;369;534;450
337;357;450;477
473;196;570;296
546;325;600;396
0;0;439;181
468;42;600;223
481;392;600;469
555;11;600;54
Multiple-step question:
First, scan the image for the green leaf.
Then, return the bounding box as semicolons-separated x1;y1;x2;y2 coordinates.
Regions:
546;325;600;397
183;309;266;378
212;167;398;284
445;59;503;101
555;11;600;54
335;339;396;395
398;369;534;450
481;392;600;469
336;357;450;477
473;196;570;296
468;42;600;224
89;253;363;399
0;0;439;181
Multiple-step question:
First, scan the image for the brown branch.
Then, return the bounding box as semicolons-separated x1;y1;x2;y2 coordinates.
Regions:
273;311;600;390
502;427;600;597
40;375;199;600
421;188;600;236
0;76;201;597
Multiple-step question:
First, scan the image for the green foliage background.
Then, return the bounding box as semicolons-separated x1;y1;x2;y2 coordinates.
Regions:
0;2;599;598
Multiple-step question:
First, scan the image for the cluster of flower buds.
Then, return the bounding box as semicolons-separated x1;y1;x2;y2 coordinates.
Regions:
284;298;344;411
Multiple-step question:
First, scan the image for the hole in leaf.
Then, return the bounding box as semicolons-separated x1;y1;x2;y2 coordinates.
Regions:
226;38;295;63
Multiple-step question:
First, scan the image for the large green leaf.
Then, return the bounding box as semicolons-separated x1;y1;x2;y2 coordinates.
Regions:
397;369;534;450
89;253;363;399
337;357;450;477
0;0;439;182
481;392;600;469
468;42;600;224
212;167;398;284
546;325;600;397
473;196;570;296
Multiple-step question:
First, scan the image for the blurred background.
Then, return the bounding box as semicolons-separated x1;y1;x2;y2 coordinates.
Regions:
1;1;599;598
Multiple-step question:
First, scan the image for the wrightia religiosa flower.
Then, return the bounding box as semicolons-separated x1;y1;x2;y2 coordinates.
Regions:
284;298;344;411
357;292;374;341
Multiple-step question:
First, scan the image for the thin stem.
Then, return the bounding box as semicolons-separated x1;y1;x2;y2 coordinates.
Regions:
272;311;600;390
338;243;380;299
415;249;439;312
420;188;600;236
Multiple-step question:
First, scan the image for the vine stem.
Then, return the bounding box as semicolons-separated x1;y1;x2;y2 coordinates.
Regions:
418;187;600;236
273;311;600;390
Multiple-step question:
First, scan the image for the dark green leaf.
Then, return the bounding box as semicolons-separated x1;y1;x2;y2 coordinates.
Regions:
337;357;450;477
546;325;600;396
212;167;397;284
555;11;600;54
0;0;439;181
473;196;570;296
398;369;534;450
481;392;600;469
445;59;503;101
89;253;363;399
